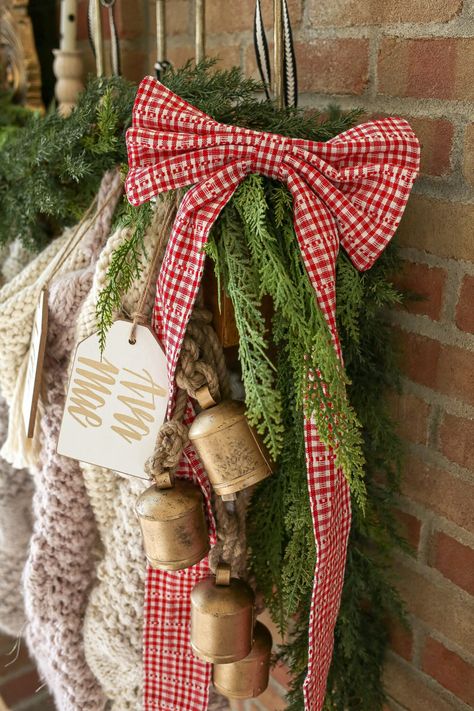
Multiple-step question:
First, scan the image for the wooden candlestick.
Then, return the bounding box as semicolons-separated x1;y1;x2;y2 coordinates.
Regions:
60;0;78;52
53;49;84;117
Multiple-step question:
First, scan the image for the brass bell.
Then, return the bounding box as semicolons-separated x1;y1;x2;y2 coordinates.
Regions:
190;563;255;663
188;387;272;499
213;621;272;699
135;474;210;571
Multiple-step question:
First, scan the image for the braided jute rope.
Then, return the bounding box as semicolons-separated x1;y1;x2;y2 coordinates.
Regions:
145;286;251;578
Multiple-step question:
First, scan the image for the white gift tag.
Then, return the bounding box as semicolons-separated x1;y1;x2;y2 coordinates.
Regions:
23;288;49;439
58;319;168;479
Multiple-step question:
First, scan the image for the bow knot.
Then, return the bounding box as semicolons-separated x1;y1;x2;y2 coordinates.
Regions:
126;76;419;276
125;76;420;711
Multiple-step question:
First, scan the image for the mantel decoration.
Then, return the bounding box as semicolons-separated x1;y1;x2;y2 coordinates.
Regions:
115;72;420;711
0;58;420;711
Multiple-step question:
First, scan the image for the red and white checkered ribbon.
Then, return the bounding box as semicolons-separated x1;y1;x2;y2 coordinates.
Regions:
125;76;420;711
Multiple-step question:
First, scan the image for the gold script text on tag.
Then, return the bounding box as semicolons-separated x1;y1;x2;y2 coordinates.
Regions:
68;356;166;442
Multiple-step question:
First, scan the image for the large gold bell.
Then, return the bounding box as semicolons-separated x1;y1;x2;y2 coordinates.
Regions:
213;621;272;699
190;563;255;663
188;387;272;499
135;477;209;571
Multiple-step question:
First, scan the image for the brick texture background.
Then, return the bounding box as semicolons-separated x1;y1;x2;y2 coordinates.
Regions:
4;1;473;710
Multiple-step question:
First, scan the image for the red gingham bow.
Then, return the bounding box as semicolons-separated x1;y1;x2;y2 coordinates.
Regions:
125;76;420;711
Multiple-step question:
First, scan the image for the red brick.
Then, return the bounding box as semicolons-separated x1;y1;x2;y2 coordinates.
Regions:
272;661;293;690
397;195;474;263
393;261;446;320
439;413;474;470
116;1;146;40
120;49;149;83
402;454;474;534
384;656;459;711
409;117;454;177
145;0;190;40
0;669;42;706
378;37;474;101
436;343;474;407
396;330;441;389
296;39;369;95
256;682;287;710
0;645;31;676
207;0;302;33
431;531;474;595
422;637;474;706
399;261;446;316
395;508;422;552
389;619;413;661
390;392;430;446
394;562;474;650
308;0;462;26
463;123;474;186
168;43;241;71
456;274;474;334
396;330;474;407
77;1;111;41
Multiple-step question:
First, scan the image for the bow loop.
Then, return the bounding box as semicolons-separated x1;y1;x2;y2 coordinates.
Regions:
127;76;420;711
126;76;419;273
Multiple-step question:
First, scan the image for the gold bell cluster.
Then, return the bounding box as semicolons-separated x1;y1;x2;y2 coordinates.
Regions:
135;383;274;698
191;563;273;699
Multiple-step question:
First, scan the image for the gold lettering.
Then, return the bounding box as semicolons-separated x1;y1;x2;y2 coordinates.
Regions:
68;356;119;428
111;368;166;443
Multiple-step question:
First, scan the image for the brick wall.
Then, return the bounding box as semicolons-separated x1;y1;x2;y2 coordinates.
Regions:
53;1;474;710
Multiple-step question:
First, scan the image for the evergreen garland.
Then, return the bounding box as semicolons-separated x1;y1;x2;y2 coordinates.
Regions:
0;61;409;709
0;77;136;248
208;186;407;710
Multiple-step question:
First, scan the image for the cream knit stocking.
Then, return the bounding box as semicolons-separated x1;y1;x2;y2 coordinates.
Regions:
78;209;230;711
76;221;159;711
0;241;35;638
23;169;122;711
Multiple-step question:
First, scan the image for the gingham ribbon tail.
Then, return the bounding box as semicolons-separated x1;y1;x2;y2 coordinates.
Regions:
125;76;420;711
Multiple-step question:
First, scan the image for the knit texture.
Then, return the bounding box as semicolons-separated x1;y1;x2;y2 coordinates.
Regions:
0;241;34;638
22;169;122;711
76;222;157;711
78;212;230;711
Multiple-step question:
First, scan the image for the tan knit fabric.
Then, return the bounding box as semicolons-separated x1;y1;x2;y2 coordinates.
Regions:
0;240;34;638
0;222;97;469
23;169;122;711
76;224;158;710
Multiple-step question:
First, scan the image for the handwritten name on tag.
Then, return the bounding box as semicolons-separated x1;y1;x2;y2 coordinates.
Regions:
23;288;49;438
57;319;168;479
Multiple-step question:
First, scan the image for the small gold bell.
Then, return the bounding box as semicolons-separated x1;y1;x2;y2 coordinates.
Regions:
135;474;210;571
188;387;272;499
213;621;272;699
190;563;255;663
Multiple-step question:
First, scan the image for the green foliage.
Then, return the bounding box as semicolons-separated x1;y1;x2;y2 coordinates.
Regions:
0;91;34;148
0;77;136;248
49;60;406;710
161;60;361;139
207;204;284;460
95;199;153;352
277;242;408;711
208;177;366;504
